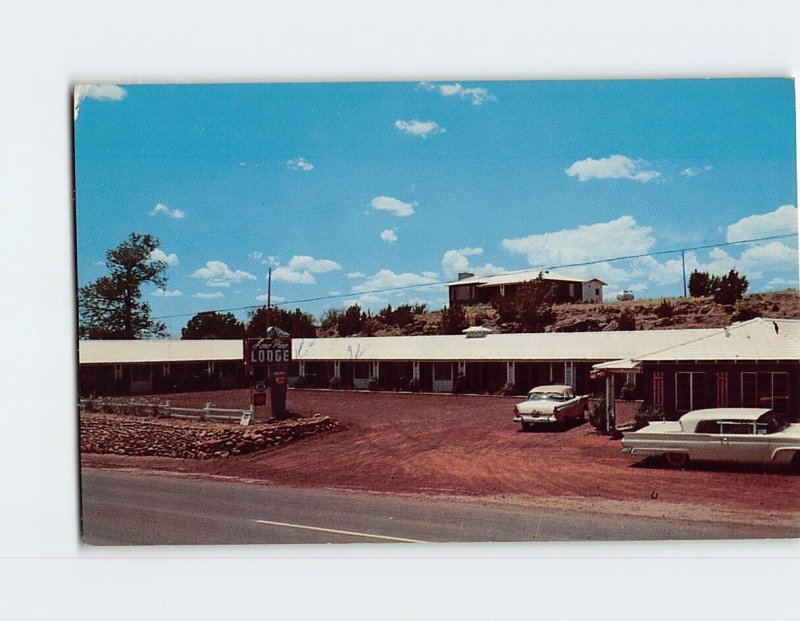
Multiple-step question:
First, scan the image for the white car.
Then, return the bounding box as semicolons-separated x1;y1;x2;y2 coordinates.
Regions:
512;384;588;430
621;408;800;468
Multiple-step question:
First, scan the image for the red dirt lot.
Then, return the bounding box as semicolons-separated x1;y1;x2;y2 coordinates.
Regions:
82;388;800;523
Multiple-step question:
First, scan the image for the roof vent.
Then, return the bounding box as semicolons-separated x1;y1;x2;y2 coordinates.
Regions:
463;326;492;338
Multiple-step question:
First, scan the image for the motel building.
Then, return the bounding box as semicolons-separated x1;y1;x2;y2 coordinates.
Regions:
77;318;800;421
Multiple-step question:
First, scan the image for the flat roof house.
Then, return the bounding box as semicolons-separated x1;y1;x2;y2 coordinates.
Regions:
448;269;606;306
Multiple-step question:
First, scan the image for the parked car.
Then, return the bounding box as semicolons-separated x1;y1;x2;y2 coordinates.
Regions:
621;408;800;468
512;384;589;430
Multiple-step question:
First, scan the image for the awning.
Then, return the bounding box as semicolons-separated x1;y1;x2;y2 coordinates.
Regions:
590;358;642;376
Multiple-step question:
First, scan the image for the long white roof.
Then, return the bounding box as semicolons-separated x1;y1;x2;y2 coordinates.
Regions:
448;269;605;287
291;328;718;363
634;318;800;362
78;318;799;365
79;339;243;364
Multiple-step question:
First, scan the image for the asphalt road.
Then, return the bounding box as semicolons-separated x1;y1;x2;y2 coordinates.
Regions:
80;468;798;545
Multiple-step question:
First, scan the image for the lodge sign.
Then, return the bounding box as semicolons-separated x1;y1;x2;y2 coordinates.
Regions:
246;337;292;364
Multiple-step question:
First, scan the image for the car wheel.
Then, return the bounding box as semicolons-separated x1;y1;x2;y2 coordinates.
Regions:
790;451;800;473
521;422;531;432
664;452;690;469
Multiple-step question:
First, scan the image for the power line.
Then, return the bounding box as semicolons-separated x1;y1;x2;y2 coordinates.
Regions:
152;232;798;322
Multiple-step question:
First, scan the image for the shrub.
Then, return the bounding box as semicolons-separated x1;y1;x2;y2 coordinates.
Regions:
655;298;674;318
328;376;342;390
588;400;608;433
293;375;307;389
635;404;665;429
408;378;420;393
453;373;470;394
620;381;637;400
617;310;636;331
688;270;714;297
731;298;759;322
712;269;749;305
501;382;517;396
367;377;380;391
439;304;468;335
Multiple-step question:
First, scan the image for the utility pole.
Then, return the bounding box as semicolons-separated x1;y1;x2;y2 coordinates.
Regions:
681;250;687;297
266;267;272;330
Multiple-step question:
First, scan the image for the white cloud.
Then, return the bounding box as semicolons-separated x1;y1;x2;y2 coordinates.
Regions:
272;267;316;284
739;241;799;279
681;165;713;177
347;271;365;279
76;84;128;102
74;84;128;120
502;216;655;267
190;261;257;287
148;202;186;219
249;251;263;261
255;294;286;303
394;119;445;138
271;255;342;285
149;248;179;266
287;156;315;171
726;205;798;242
193;292;224;299
565;155;661;183
344;292;390;308
766;277;797;290
418;81;497;105
151;288;182;297
441;247;506;280
369;196;415;217
351;269;441;294
380;229;398;243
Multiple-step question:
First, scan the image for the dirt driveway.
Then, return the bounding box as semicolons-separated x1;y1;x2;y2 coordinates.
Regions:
83;388;800;522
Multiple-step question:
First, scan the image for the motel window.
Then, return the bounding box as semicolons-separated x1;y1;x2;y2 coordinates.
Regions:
353;362;370;380
454;286;470;301
131;364;151;382
652;372;664;410
741;372;790;414
434;362;452;381
675;372;706;413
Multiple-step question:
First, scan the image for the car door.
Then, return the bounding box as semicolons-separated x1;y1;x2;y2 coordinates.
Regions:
719;422;771;463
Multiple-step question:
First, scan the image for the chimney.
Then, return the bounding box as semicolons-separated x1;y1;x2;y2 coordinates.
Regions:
457;272;475;281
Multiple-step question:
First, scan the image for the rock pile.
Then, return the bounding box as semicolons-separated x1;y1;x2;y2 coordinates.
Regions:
80;412;339;459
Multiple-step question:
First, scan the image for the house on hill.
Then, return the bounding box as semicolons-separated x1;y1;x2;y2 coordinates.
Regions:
448;269;606;306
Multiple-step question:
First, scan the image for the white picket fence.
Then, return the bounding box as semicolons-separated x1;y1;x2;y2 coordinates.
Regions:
79;396;254;424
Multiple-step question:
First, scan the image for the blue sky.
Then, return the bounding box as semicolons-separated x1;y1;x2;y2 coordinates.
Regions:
74;79;799;337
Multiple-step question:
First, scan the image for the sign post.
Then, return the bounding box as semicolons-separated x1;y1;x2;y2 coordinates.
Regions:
244;327;292;420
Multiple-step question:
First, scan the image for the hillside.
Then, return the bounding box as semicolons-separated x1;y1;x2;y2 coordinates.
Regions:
319;290;800;337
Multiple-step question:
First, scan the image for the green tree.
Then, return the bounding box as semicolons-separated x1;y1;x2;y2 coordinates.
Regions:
337;304;365;336
688;270;715;297
181;311;245;339
246;306;317;338
439;303;467;334
514;277;555;332
78;233;168;339
713;269;749;305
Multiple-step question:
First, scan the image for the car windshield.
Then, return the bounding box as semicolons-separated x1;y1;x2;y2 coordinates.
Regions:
756;411;789;434
528;392;567;401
